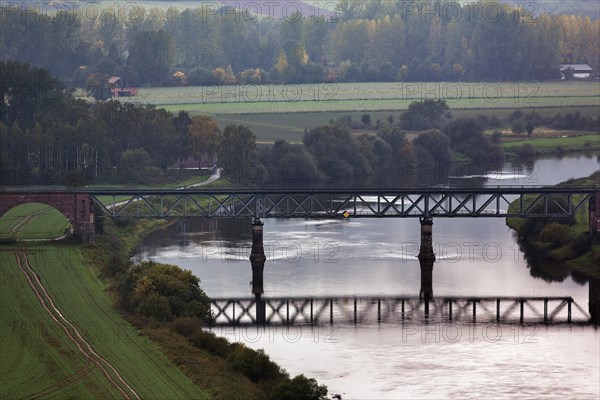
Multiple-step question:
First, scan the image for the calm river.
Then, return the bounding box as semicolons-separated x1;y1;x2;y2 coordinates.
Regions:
134;155;600;399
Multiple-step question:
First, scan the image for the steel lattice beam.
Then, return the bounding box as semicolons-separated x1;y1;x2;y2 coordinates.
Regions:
80;187;596;219
210;296;589;326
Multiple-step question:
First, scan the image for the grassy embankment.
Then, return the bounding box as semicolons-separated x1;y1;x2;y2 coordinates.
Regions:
506;172;600;280
0;177;309;400
0;221;209;399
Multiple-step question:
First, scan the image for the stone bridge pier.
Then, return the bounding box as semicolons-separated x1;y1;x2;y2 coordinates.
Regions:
0;192;95;243
418;217;435;302
250;218;266;324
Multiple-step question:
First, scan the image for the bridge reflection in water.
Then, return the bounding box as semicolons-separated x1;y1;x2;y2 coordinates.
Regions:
209;218;599;326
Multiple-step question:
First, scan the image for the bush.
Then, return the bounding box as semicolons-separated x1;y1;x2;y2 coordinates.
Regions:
517;143;536;158
269;374;328;400
511;120;525;135
227;346;284;383
187;66;218;86
189;330;232;357
121;261;212;323
171;317;202;337
539;223;570;246
490;130;502;144
361;113;371;125
568;233;591;257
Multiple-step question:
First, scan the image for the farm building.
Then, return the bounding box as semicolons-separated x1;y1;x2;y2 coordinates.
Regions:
109;76;138;97
560;64;593;79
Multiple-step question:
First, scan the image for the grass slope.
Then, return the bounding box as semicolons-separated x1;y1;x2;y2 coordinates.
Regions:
0;204;70;241
0;244;208;399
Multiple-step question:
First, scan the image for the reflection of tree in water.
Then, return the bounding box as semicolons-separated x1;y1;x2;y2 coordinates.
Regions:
513;231;587;285
141;218;251;251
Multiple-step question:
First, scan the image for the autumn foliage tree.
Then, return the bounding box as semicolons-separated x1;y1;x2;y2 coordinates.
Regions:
187;115;220;169
120;261;212;323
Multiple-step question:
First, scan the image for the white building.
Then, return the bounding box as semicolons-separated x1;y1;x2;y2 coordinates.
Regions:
560;64;593;79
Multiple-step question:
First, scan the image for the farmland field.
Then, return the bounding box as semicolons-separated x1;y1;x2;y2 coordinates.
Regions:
213;106;600;142
0;203;70;241
125;81;599;110
0;241;206;399
112;81;600;141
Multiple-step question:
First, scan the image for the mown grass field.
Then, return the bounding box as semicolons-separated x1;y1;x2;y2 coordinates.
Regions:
0;203;70;241
0;206;207;399
501;134;600;155
213;106;600;142
128;81;599;109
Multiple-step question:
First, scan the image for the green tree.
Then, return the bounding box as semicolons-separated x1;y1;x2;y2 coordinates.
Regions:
361;113;372;126
217;125;257;178
127;30;176;84
400;100;449;131
0;61;69;128
188;115;220;169
525;120;535;136
86;73;112;101
511;120;525;135
173;111;191;169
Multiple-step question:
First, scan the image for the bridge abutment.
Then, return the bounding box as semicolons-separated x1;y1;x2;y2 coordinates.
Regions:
0;192;94;243
418;217;435;300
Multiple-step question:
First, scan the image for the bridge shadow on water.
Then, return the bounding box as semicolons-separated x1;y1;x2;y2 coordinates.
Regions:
210;218;600;327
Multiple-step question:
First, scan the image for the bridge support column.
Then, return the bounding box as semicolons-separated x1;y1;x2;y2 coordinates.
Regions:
590;278;600;325
590;192;600;243
418;217;435;300
250;218;266;324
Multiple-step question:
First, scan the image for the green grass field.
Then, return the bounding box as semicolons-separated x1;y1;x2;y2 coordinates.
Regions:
501;134;600;154
0;204;71;241
128;81;599;108
211;106;599;142
0;244;207;399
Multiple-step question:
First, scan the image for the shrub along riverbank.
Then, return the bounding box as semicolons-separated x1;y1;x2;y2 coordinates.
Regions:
506;172;600;281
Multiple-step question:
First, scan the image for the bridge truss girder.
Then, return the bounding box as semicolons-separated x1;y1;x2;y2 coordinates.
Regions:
210;296;588;326
89;189;595;219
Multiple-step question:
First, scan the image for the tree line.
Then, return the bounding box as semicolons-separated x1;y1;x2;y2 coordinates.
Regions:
1;1;598;87
1;61;509;187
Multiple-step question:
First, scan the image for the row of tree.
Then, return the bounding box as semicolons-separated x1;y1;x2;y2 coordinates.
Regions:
1;2;598;85
2;61;509;187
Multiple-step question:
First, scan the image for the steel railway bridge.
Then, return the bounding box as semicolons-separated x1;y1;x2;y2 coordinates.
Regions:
1;186;599;324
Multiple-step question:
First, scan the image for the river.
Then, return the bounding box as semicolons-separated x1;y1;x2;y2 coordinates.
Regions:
134;155;600;399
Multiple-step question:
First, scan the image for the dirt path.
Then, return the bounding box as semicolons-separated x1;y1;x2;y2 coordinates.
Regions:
14;250;141;400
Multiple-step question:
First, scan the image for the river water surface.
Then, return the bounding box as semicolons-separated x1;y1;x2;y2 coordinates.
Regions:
134;155;600;399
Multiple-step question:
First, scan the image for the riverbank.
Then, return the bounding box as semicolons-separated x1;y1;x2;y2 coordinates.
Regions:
501;133;599;158
506;171;600;280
